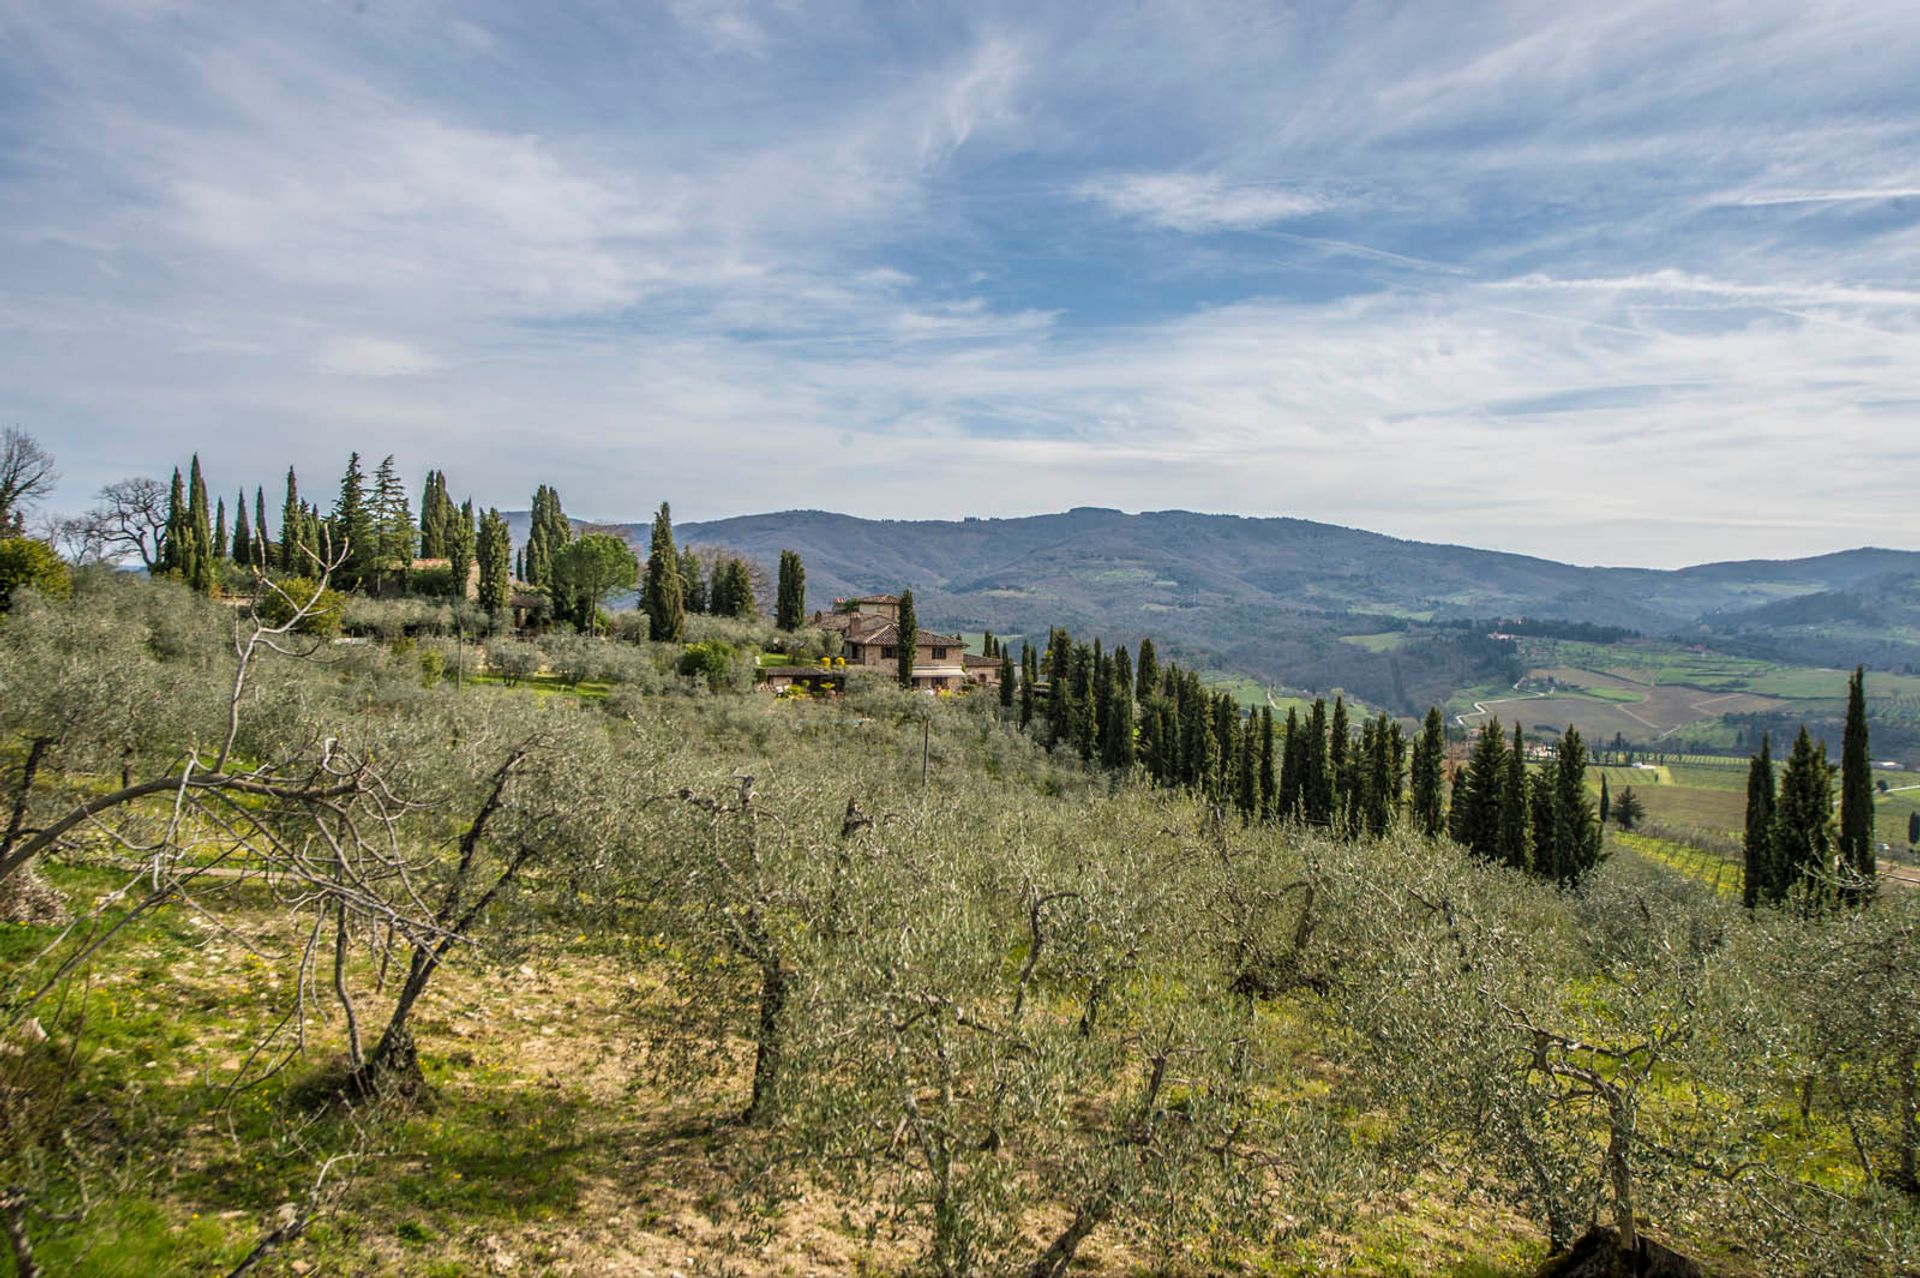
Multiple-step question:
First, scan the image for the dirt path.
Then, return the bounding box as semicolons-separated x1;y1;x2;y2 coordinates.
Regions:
1454;683;1547;729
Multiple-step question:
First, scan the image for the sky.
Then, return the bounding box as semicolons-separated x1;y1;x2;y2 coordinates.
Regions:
3;0;1918;568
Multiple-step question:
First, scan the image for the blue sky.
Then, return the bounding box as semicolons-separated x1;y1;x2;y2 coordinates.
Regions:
4;0;1918;567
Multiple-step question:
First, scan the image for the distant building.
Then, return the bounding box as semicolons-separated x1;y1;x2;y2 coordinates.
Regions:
811;596;1000;693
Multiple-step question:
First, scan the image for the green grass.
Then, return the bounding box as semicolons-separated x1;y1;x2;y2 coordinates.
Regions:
1612;830;1742;897
1587;766;1746;835
1339;631;1411;653
467;671;613;700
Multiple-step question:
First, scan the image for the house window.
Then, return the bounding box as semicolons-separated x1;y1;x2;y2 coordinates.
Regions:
882;645;896;659
932;647;948;659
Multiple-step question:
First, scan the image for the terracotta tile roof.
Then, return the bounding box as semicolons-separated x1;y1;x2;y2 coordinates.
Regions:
836;618;963;648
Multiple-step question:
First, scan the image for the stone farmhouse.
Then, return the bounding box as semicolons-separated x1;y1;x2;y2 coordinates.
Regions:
804;594;1000;693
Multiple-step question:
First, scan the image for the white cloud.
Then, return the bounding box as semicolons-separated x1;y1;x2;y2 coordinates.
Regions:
1716;187;1920;208
1077;172;1325;232
668;0;771;55
7;0;1920;570
313;337;442;378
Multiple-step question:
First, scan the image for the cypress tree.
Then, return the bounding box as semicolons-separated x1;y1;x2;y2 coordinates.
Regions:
333;452;375;588
476;507;511;615
1548;728;1600;885
643;504;685;643
1278;707;1304;820
1019;646;1036;727
712;558;757;619
419;470;452;559
524;485;569;589
999;650;1015;708
1303;699;1332;827
280;469;302;572
677;544;707;614
1328;698;1350;822
708;556;734;618
776;549;806;631
1449;719;1506;858
1613;786;1645;830
213;496;228;561
158;467;187;577
1838;666;1875;900
1046;630;1073;749
186;455;214;592
372;455;414;591
1499;723;1531;871
305;504;324;567
1908;811;1919;848
1073;645;1098;759
1231;709;1254;819
1206;694;1232;802
1135;638;1158;702
1389;721;1406;810
1773;727;1834;908
1182;677;1212;790
1102;658;1136;772
1091;638;1110;755
1339;732;1364;834
1410;707;1447;837
1743;735;1776;909
1258;706;1277;820
1598;774;1610;826
448;499;476;599
231;490;252;568
254;486;270;569
896;589;917;689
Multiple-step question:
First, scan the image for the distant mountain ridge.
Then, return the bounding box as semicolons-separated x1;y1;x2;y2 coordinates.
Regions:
505;506;1920;709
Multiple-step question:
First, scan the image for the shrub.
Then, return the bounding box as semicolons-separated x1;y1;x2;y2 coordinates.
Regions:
0;537;72;610
678;640;748;693
340;594;454;641
544;634;596;688
485;639;544;686
255;575;343;636
608;610;650;643
409;564;461;598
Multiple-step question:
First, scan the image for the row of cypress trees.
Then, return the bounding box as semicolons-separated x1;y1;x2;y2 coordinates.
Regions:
1742;666;1877;908
1447;717;1603;885
149;457;811;642
159;453;491;599
985;625;1602;881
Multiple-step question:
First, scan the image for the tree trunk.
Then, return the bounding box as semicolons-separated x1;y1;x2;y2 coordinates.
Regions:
333;897;362;1069
1027;1186;1114;1278
0;1186;39;1278
348;950;433;1098
1606;1096;1637;1253
1900;1043;1918;1193
741;958;788;1125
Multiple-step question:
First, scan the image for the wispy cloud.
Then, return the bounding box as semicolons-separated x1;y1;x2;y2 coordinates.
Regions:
1716;187;1920;208
3;0;1918;566
1077;172;1326;232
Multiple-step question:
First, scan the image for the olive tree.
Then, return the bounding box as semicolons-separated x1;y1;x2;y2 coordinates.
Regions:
730;785;1355;1277
1327;837;1747;1265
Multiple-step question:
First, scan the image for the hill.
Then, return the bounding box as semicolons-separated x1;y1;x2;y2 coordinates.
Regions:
507;507;1918;714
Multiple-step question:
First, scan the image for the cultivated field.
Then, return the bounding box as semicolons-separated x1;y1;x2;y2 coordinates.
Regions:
1460;683;1782;742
